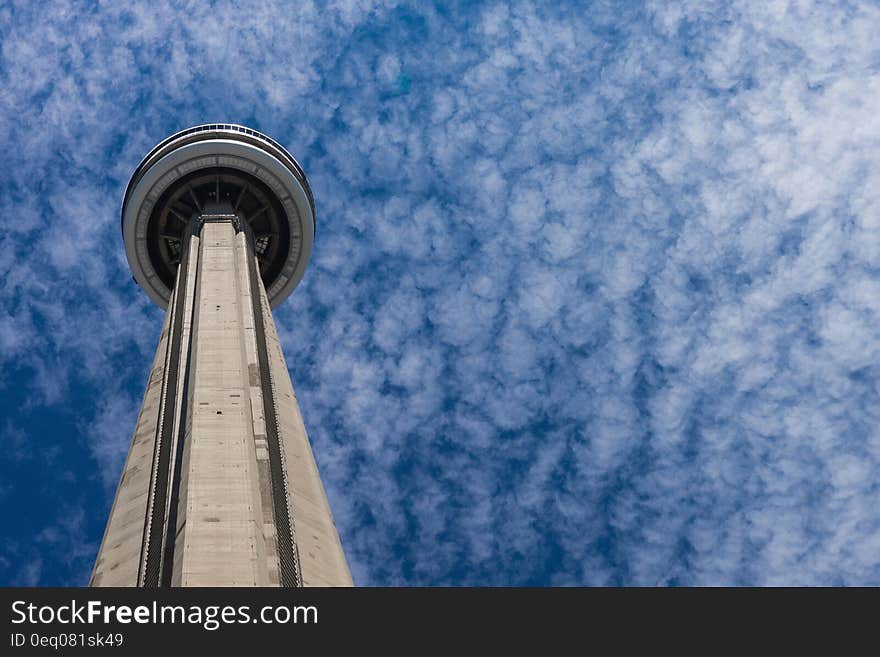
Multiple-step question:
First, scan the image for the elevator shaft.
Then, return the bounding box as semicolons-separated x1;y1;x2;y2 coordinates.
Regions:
91;216;351;587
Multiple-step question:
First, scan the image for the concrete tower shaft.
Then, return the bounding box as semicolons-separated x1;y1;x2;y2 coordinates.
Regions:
91;127;351;587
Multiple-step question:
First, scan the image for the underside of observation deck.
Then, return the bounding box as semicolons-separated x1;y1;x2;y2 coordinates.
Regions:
121;124;315;310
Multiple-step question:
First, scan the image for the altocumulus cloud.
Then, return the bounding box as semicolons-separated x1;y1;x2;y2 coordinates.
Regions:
1;0;879;585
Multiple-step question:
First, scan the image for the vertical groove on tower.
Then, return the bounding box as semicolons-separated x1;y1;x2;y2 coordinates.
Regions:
160;224;203;586
245;229;303;587
139;228;196;587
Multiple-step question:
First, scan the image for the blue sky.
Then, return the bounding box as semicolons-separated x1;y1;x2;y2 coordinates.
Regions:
2;0;880;586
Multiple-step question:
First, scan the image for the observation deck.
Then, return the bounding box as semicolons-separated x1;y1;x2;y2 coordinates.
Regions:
121;124;315;308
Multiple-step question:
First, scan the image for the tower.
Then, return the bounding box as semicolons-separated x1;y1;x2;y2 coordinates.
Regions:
90;125;352;587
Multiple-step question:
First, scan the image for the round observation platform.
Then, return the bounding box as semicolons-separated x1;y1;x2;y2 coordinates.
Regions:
121;124;315;309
